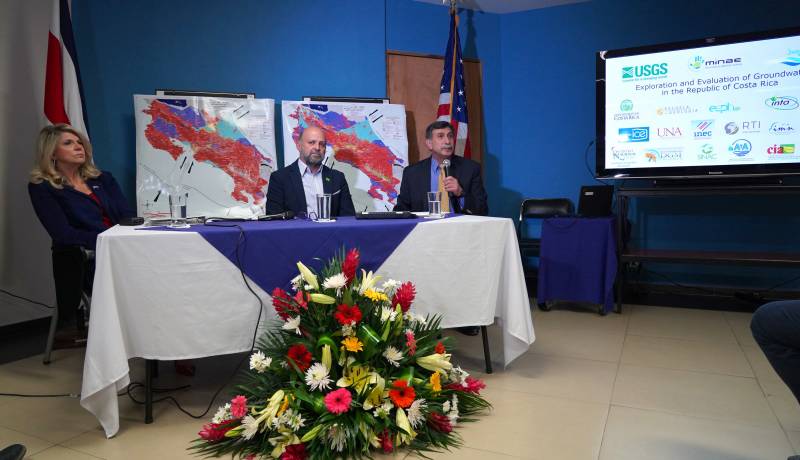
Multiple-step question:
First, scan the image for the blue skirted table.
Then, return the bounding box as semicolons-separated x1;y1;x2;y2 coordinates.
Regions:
536;216;617;314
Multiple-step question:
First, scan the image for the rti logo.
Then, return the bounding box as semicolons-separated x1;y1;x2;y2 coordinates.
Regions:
728;139;752;157
724;122;738;135
698;144;716;160
769;122;795;135
765;96;799;110
657;127;682;138
692;120;713;139
622;63;668;81
741;121;761;133
767;144;796;154
618;127;650;143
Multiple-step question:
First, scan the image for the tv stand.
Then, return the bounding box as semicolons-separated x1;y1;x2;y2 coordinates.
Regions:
615;184;800;312
652;176;784;188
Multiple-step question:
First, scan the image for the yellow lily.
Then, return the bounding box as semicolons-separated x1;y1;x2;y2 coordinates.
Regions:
336;364;372;394
362;373;386;410
395;407;417;445
321;344;332;370
296;261;319;290
358;269;382;294
309;293;336;304
416;353;453;374
300;424;325;442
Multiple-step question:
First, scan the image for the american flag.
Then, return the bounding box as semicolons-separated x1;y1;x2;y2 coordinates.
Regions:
44;0;88;136
436;7;471;158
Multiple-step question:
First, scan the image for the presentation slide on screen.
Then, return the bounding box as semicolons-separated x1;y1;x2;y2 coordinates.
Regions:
605;35;800;171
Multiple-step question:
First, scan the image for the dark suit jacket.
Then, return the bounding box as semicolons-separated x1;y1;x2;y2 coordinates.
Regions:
394;156;488;215
28;171;134;250
265;161;355;217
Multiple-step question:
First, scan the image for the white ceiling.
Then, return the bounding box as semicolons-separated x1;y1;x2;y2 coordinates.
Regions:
413;0;589;14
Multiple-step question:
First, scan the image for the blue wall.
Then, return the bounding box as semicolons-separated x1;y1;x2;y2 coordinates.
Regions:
70;0;799;290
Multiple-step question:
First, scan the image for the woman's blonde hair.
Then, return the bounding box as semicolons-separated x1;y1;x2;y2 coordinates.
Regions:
30;123;101;188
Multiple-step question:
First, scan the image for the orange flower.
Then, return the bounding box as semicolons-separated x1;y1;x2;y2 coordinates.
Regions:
388;379;416;408
341;336;364;352
429;371;442;393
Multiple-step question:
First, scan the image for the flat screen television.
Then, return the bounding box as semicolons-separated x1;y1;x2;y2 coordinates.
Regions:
596;27;800;180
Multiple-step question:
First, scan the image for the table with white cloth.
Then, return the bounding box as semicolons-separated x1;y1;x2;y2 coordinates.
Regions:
80;215;535;437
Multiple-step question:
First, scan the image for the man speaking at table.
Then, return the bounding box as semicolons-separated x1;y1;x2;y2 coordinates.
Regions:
394;121;488;215
265;125;355;218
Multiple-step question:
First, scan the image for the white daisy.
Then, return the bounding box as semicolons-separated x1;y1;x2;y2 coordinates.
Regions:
290;274;302;291
327;424;347;452
249;351;272;373
404;312;427;325
381;279;400;293
304;363;332;391
447;394;460;425
449;366;469;386
241;414;260;440
407;399;427;428
380;307;398;323
341;324;355;337
323;272;347;295
282;316;302;335
373;400;393;418
211;403;231;423
382;346;403;367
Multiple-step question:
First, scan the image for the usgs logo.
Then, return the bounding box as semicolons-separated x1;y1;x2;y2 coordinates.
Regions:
765;96;799;110
622;63;668;80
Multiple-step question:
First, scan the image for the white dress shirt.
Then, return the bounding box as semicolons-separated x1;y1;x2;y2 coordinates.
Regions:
297;159;323;217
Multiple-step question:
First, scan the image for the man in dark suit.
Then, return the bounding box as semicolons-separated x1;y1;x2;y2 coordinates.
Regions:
265;126;355;218
394;121;488;215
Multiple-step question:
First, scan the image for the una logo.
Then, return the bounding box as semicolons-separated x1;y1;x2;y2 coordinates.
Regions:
620;100;634;111
689;56;704;70
728;139;752;157
769;122;795;134
622;63;668;79
618;127;650;142
765;96;799;110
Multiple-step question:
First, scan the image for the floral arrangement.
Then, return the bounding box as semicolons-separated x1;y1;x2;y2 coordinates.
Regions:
191;248;490;459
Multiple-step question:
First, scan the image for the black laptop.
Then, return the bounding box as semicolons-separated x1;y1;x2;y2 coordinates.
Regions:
577;185;614;217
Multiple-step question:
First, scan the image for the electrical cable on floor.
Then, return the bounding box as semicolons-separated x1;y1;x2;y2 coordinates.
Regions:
0;288;54;309
123;222;265;419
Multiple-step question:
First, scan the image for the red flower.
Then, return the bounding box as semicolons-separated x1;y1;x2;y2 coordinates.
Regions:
405;330;417;356
230;395;247;418
388;379;416;408
287;344;312;371
342;248;360;285
293;291;308;309
435;341;446;354
280;443;308;460
445;376;486;394
272;287;292;320
334;304;362;326
324;388;352;414
198;420;234;442
427;412;452;433
392;282;416;312
378;429;393;453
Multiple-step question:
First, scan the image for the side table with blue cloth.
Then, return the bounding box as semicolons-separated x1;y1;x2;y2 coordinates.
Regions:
536;216;617;314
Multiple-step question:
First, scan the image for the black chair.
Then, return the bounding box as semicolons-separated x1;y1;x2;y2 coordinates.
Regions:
517;198;574;309
43;246;94;364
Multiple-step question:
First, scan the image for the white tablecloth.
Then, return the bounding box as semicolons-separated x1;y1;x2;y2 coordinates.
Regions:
80;215;534;437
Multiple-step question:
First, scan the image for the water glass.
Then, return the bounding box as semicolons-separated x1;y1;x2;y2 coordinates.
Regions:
316;193;333;221
427;191;442;217
168;192;189;228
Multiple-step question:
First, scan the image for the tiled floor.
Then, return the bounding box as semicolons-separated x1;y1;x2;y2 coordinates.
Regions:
1;303;798;459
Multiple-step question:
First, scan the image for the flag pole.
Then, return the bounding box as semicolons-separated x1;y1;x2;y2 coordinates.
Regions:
448;1;458;120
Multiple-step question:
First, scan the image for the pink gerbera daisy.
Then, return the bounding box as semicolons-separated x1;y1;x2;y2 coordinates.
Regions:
230;395;248;418
324;388;352;414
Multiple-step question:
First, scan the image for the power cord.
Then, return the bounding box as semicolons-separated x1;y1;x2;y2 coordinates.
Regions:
122;222;266;419
584;140;612;185
0;288;54;309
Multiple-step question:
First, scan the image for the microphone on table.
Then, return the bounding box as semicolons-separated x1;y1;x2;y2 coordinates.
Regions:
258;210;295;221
